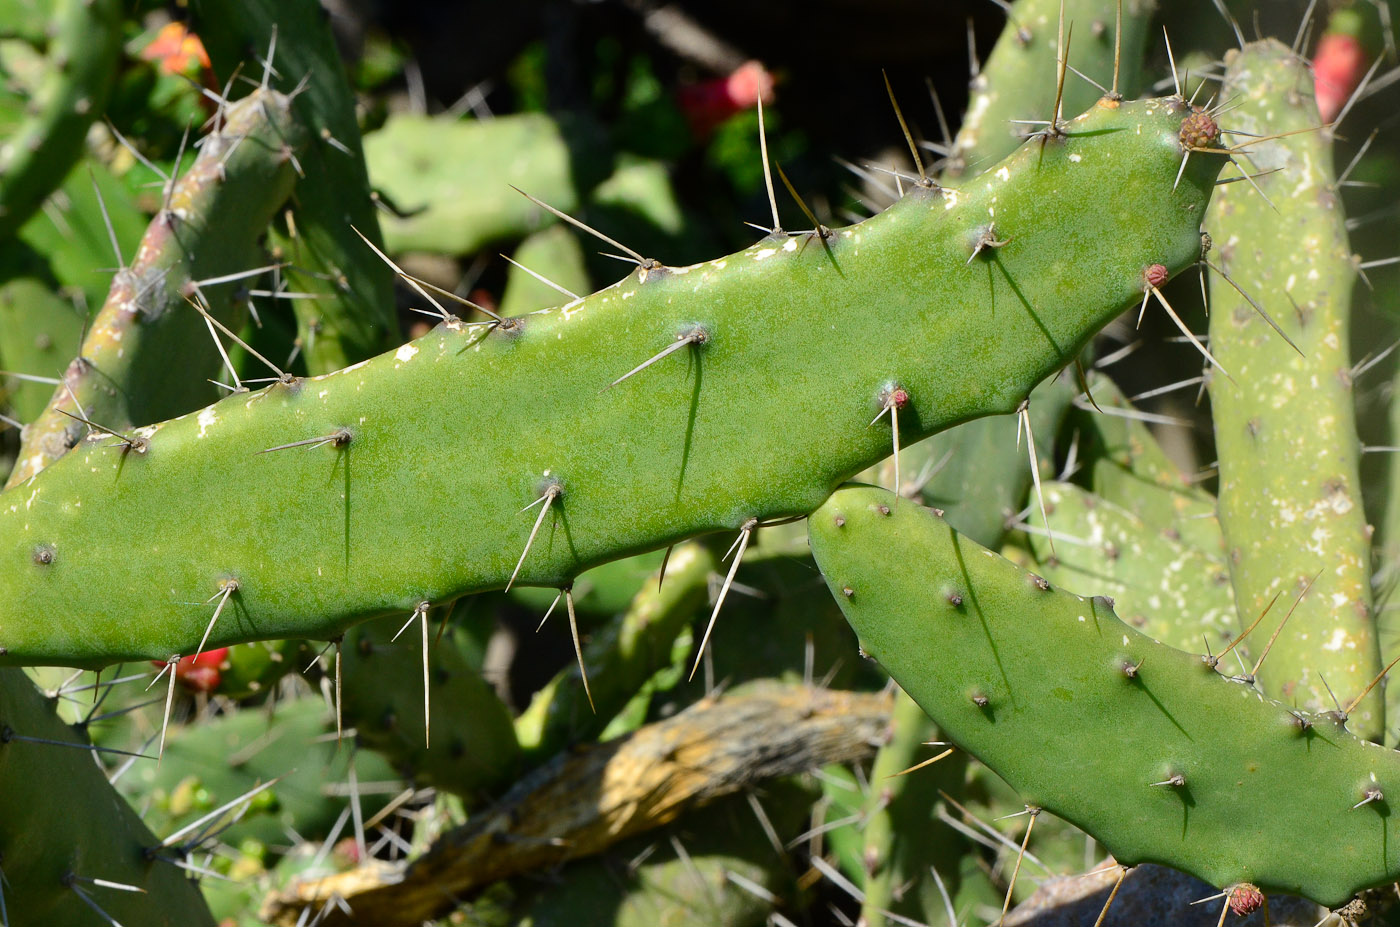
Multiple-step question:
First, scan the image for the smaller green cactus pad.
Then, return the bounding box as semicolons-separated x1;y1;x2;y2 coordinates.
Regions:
7;86;306;487
948;0;1156;177
362;112;611;256
342;615;520;798
810;485;1400;906
1207;40;1380;736
195;0;400;374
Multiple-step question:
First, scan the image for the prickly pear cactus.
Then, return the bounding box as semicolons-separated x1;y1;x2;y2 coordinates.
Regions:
3;2;1400;925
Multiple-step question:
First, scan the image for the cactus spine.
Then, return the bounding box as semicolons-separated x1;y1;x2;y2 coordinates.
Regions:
194;0;400;374
341;617;521;798
947;0;1155;178
515;541;714;763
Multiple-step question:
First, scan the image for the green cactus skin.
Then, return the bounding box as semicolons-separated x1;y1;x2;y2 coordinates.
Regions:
859;689;971;927
194;0;400;374
1206;41;1380;736
1088;454;1224;555
1072;376;1223;555
362;112;611;256
0;272;84;422
341;616;521;799
0;0;121;240
894;371;1075;547
948;0;1156;179
6;87;306;488
16;158;148;313
0;668;217;927
873;0;1153;546
810;485;1400;907
894;0;1152;554
498;225;593;318
1385;377;1400;744
515;541;714;763
0;95;1223;666
1028;481;1234;652
125;695;396;849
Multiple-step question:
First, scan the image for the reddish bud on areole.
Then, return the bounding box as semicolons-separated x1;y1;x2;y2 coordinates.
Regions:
1144;264;1169;288
1178;110;1220;149
891;388;910;409
1228;883;1265;916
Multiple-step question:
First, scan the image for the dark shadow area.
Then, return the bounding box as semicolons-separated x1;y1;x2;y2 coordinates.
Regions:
952;530;1014;708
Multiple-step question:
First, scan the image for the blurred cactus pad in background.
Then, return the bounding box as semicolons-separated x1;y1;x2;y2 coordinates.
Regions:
7;0;1400;925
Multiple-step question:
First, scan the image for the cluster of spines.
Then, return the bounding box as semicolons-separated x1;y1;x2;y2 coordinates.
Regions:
946;0;1155;178
8;84;307;487
194;0;400;374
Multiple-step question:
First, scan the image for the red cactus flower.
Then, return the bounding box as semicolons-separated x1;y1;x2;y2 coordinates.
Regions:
151;648;229;694
677;60;775;139
1314;32;1365;123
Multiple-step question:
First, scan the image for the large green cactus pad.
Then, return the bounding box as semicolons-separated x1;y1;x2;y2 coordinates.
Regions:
0;95;1222;666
